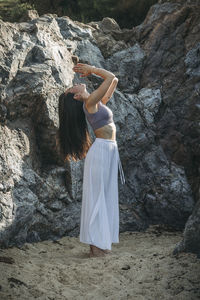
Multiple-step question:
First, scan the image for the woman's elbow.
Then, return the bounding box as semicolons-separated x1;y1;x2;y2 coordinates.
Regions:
113;77;119;84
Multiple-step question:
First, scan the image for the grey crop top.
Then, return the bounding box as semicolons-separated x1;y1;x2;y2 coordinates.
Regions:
83;100;114;131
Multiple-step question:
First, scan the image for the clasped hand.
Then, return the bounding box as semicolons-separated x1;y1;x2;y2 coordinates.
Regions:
73;63;93;77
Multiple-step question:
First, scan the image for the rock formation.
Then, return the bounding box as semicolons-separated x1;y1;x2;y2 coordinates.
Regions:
0;0;199;255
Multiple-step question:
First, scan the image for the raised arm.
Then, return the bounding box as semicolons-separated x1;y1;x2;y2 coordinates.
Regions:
101;77;118;105
73;63;116;108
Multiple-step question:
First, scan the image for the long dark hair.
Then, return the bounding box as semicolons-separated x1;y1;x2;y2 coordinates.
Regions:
58;92;92;162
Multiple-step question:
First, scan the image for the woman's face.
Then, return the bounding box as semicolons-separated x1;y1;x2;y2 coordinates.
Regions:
66;83;86;96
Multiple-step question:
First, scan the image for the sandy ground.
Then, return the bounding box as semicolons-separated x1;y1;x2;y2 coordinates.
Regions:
0;225;199;300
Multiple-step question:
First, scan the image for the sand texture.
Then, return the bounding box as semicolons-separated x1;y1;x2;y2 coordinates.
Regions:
0;226;199;300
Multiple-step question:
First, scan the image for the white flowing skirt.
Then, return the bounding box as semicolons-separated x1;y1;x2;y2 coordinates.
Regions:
80;137;125;250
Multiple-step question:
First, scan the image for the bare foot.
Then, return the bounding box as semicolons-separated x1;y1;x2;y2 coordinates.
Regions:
102;249;112;254
89;245;107;257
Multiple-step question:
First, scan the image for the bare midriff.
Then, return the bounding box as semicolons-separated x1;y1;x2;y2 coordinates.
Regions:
94;122;116;141
86;102;116;141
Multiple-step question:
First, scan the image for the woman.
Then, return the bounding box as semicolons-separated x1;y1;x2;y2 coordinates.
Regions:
58;63;125;258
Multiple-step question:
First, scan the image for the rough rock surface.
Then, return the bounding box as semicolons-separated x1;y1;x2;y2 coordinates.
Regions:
0;0;199;254
174;198;200;256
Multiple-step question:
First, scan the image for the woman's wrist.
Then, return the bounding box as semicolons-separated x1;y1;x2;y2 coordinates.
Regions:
90;65;96;74
90;66;115;79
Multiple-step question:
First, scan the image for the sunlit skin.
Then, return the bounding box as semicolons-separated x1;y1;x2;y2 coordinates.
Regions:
65;83;90;102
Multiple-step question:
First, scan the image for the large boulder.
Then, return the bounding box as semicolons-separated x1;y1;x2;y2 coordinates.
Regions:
173;198;200;257
0;0;199;254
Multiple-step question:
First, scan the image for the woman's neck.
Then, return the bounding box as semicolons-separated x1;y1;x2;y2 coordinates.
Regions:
83;91;91;102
